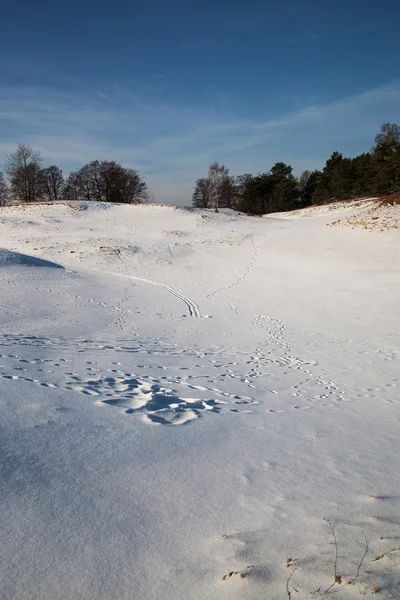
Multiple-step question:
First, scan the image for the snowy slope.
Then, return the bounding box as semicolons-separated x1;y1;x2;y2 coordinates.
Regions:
0;201;399;599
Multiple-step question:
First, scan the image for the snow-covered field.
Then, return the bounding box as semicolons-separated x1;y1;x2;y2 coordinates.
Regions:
0;200;399;599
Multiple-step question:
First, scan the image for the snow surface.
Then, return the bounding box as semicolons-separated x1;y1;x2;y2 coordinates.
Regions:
0;200;399;599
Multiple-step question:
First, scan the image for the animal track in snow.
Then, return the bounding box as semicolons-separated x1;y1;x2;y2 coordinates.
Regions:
0;329;357;423
207;233;258;310
0;363;260;425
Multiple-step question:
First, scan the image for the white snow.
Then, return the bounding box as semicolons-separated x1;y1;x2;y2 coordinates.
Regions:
0;200;399;599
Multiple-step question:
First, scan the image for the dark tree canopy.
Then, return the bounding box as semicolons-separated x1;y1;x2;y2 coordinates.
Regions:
63;160;148;204
372;123;400;193
234;162;298;215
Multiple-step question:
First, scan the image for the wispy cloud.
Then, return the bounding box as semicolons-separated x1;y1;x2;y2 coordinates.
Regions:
0;80;399;204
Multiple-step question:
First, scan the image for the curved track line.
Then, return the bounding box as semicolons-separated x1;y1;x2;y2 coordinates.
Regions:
104;237;201;318
97;270;201;318
130;276;201;317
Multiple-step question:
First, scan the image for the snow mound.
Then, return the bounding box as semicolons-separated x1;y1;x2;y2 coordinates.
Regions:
267;198;379;220
266;197;400;232
76;201;113;212
0;249;64;269
328;200;400;232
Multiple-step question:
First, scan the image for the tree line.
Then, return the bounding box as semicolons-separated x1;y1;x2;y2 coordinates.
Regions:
192;123;400;214
0;144;148;206
1;123;398;211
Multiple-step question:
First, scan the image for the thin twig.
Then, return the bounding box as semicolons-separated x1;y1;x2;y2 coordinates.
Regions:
324;518;341;593
356;533;369;578
286;567;297;599
325;518;339;577
220;518;227;538
372;547;400;562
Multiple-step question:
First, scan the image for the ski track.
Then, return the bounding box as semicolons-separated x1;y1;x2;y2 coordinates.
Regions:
108;239;201;318
90;265;201;318
128;275;201;318
1;267;200;327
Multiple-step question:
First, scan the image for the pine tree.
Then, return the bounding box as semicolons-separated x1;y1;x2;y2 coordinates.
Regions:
351;154;375;196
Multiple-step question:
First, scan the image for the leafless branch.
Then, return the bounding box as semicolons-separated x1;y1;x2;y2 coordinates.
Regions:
356;534;369;578
324;518;342;593
286;567;297;599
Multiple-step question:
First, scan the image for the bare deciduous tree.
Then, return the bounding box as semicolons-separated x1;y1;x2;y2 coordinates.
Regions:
63;160;148;204
218;175;237;209
192;177;213;208
297;170;311;194
208;161;230;212
192;163;235;210
0;172;9;206
39;166;64;201
63;171;84;201
84;160;103;201
5;144;43;202
374;122;400;155
99;161;148;203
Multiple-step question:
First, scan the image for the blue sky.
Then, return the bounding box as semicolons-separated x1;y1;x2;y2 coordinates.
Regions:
0;0;399;204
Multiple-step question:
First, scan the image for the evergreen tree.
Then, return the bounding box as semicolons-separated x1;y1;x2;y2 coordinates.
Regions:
268;162;298;212
235;174;272;214
312;152;350;203
235;164;297;215
351;153;376;196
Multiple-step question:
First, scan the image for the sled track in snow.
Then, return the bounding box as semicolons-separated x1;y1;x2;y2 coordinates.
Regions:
115;273;201;318
99;242;201;318
89;209;201;318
